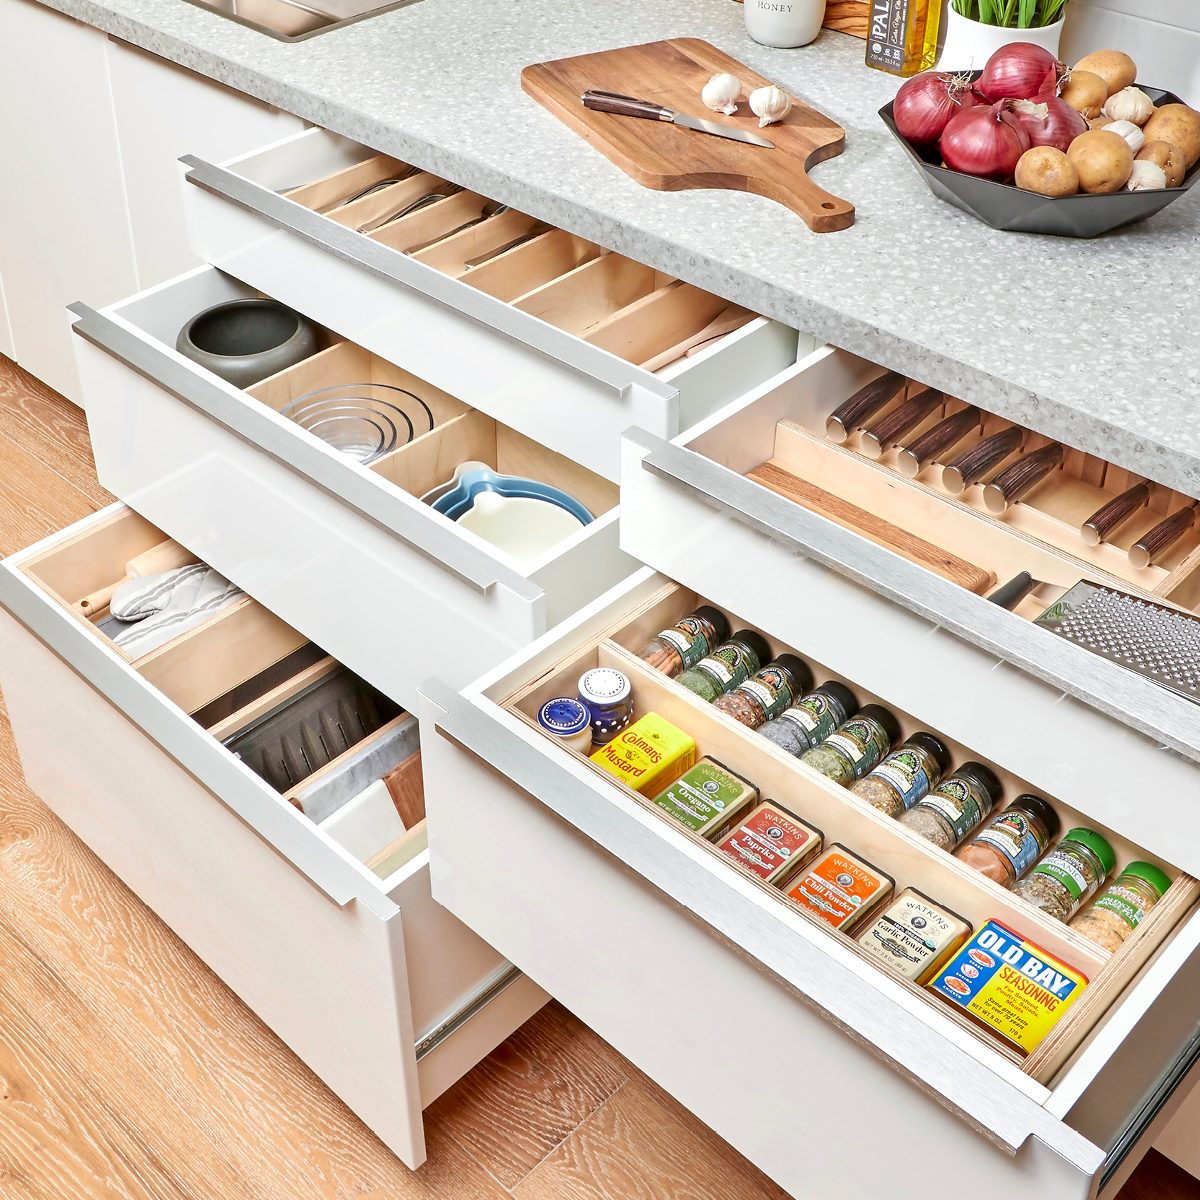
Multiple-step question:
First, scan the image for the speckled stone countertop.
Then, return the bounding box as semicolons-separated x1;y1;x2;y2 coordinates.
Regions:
39;0;1200;492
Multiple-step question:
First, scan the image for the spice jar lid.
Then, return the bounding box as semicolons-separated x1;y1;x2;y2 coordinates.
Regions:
816;680;858;718
1011;794;1061;840
860;704;901;744
1062;827;1117;876
695;605;731;644
909;731;952;773
956;761;1003;806
537;696;590;737
733;629;771;666
774;654;814;696
578;667;631;708
1118;860;1172;898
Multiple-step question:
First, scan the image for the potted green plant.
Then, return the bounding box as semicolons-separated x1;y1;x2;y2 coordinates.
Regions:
938;0;1070;70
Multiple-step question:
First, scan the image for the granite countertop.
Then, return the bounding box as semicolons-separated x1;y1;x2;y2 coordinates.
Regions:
40;0;1200;492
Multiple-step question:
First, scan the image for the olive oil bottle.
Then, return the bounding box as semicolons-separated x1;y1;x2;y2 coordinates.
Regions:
865;0;941;77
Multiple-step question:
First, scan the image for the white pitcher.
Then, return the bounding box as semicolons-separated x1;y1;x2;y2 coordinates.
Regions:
744;0;827;48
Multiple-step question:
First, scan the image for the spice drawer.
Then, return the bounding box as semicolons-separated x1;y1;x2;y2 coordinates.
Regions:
620;345;1200;875
178;126;805;483
419;570;1200;1200
70;264;638;713
0;504;546;1167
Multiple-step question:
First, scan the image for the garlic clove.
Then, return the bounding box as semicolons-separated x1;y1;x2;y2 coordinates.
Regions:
1102;86;1155;127
701;73;743;116
1105;118;1147;154
1126;159;1168;191
748;84;793;128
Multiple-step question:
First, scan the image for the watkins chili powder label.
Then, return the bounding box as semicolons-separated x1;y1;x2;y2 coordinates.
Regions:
785;845;894;931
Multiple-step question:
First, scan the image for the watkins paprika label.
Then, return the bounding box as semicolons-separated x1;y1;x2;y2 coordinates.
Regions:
715;802;822;882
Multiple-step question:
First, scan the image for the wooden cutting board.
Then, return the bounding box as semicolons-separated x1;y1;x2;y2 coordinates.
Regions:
522;38;854;232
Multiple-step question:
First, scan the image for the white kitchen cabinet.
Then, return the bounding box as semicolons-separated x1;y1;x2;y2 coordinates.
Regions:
0;267;14;361
0;0;137;402
107;40;306;287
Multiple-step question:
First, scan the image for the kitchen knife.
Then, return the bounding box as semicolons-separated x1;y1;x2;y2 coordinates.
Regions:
896;406;982;478
988;571;1039;611
580;90;775;149
825;372;907;443
1129;503;1199;569
942;426;1024;496
860;388;943;459
1080;481;1151;546
982;442;1063;515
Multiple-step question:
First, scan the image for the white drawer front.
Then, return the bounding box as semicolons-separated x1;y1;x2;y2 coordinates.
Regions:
418;572;1200;1200
179;127;804;482
71;267;637;711
0;509;545;1167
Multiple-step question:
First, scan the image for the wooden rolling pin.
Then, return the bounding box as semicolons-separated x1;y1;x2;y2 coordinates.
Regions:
750;461;997;594
77;540;196;615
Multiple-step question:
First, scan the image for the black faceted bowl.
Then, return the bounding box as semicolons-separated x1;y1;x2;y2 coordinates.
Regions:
880;80;1200;237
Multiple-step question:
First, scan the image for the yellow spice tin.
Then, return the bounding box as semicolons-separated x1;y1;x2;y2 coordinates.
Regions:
590;712;697;794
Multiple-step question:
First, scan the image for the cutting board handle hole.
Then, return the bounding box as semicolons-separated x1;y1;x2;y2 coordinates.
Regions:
821;202;836;210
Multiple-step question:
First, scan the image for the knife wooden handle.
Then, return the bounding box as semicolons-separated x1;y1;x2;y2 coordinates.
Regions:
860;388;943;459
1080;482;1151;547
581;90;673;120
749;461;997;594
1129;503;1199;570
982;443;1064;514
896;406;982;478
942;427;1024;495
825;372;906;443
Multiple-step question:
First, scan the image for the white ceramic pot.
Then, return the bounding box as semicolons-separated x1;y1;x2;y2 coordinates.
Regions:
936;8;1065;72
744;0;827;48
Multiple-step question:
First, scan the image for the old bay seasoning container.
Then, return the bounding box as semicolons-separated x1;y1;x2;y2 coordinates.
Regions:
855;888;971;984
590;712;696;794
783;843;894;932
714;800;823;884
929;919;1088;1054
650;757;758;836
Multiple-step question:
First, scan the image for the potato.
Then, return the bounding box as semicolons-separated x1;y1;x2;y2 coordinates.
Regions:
1073;50;1137;97
1061;71;1108;119
1142;104;1200;168
1015;146;1079;196
1137;140;1188;187
1087;115;1113;131
1067;129;1135;193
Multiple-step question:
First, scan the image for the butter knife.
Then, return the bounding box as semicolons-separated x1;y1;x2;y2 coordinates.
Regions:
581;90;775;149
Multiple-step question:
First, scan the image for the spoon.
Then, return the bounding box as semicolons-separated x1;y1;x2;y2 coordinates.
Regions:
406;199;511;255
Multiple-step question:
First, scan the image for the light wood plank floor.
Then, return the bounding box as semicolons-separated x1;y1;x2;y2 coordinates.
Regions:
0;355;1194;1200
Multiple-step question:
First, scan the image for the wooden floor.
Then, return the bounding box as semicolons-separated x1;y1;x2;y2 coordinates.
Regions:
0;354;1194;1200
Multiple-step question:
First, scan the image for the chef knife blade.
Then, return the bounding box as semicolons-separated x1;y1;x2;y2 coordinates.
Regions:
581;90;774;149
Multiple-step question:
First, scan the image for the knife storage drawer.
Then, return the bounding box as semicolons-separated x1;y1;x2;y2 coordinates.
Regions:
0;504;545;1168
181;126;805;481
420;571;1200;1200
71;264;639;712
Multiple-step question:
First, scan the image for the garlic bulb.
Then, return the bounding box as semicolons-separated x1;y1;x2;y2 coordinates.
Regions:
1126;159;1168;191
701;73;743;116
1105;118;1147;153
748;84;793;128
1103;86;1154;127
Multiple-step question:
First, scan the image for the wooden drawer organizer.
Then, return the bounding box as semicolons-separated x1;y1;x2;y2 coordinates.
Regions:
504;581;1200;1086
281;153;756;374
745;373;1200;623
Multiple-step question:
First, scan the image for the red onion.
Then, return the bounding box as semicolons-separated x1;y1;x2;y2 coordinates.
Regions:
1011;96;1087;152
893;71;983;149
977;42;1066;102
941;99;1031;180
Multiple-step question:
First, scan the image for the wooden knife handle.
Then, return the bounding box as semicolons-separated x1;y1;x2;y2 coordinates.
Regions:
860;388;943;459
825;372;906;443
1129;504;1199;570
942;426;1024;495
896;406;982;478
982;443;1064;514
1080;482;1151;547
581;90;673;120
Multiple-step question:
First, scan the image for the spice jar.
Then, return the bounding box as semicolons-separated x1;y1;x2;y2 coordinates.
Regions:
712;655;813;729
578;667;633;746
1071;861;1172;952
801;705;900;786
759;681;858;757
900;762;1002;852
637;605;730;678
956;795;1061;887
676;629;771;703
1015;828;1116;923
536;696;594;754
850;732;951;818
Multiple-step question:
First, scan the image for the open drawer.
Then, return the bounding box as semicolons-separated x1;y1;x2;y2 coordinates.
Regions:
70;264;638;711
178;126;805;481
419;570;1200;1200
621;345;1200;873
0;504;546;1167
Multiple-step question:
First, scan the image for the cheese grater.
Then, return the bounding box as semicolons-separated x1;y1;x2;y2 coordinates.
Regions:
1034;582;1200;704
